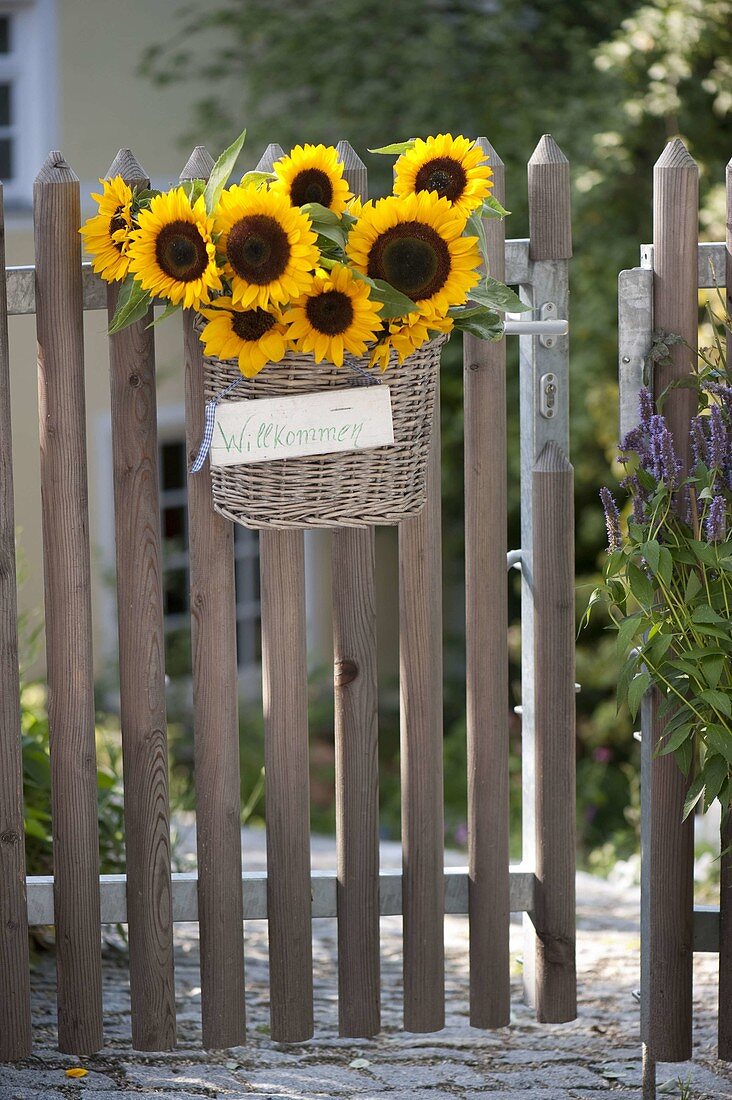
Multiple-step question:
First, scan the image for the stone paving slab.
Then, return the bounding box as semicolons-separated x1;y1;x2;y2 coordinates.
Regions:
3;834;732;1099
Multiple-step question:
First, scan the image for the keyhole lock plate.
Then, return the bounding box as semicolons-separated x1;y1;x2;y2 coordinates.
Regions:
540;372;558;419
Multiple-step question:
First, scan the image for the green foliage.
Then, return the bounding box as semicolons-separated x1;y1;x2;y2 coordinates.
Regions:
21;684;126;876
141;0;732;858
587;332;732;818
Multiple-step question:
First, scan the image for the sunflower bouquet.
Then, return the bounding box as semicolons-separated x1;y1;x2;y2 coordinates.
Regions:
81;131;526;378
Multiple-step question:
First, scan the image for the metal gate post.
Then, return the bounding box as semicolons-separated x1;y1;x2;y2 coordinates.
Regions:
519;246;573;1010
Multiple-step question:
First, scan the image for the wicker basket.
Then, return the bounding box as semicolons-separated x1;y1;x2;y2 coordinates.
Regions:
202;334;446;530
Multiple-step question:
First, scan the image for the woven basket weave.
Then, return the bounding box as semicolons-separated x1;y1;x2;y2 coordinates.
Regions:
202;334;446;530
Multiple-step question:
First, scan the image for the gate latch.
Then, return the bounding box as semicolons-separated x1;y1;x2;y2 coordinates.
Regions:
539;372;558;419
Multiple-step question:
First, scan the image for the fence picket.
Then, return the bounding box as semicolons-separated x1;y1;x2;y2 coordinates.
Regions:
399;393;445;1032
33;152;103;1054
256;143;314;1044
332;140;381;1039
105;149;176;1051
718;154;732;1062
646;138;698;1063
463;138;510;1029
521;134;575;1022
0;180;33;1062
532;442;576;1022
181;146;247;1050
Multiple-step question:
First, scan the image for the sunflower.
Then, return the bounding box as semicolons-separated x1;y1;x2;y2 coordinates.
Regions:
271;144;352;215
127;188;221;309
214;184;319;310
393;134;493;218
199;298;289;378
79;176;134;283
285;263;383;367
369;306;454;371
346;191;481;316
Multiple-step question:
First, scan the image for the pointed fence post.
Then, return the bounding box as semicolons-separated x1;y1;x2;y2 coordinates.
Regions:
463;138;510;1029
644;137;698;1064
331;139;381;1039
34;151;103;1054
521;135;576;1023
720;154;732;1063
105;149;176;1052
399;374;445;1034
255;143;314;1044
181;145;247;1050
0;179;33;1062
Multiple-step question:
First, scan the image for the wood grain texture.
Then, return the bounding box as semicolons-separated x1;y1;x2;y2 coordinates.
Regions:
106;151;176;1052
255;143;313;1044
260;529;314;1043
720;807;732;1060
532;442;576;1023
528;135;572;261
331;140;380;1039
463;138;510;1029
721;155;732;1063
0;181;33;1062
181;146;247;1050
399;393;445;1033
648;137;698;1063
33;152;103;1054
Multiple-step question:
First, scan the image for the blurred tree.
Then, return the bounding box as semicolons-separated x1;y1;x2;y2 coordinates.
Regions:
141;0;732;856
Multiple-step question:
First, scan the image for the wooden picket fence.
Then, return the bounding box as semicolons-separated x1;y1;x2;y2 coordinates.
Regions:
0;136;576;1059
618;138;732;1094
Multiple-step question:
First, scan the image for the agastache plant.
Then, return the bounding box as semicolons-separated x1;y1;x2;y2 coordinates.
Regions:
585;320;732;821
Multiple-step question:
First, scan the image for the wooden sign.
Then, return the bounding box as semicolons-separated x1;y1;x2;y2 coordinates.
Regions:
210;386;394;467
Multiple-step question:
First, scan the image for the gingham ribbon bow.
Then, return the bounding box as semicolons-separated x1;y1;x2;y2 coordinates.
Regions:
190;376;243;474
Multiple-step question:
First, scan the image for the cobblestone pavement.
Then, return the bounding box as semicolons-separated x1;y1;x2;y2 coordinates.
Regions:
5;833;731;1100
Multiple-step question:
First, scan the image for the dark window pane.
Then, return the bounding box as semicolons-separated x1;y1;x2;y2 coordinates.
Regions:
164;568;188;615
163;505;185;541
165;627;192;678
0;138;12;181
160;440;186;491
0;18;10;55
0;84;11;127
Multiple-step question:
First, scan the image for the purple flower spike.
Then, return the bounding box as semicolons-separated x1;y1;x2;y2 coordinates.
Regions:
648;414;681;489
706;405;727;472
638;387;654;424
600;487;622;552
690;415;707;467
705;495;727;543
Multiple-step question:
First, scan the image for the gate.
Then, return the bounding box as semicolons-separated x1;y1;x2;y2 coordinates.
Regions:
617;138;731;1095
0;135;575;1058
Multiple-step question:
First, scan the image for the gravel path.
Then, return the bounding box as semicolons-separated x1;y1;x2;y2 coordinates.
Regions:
5;831;731;1100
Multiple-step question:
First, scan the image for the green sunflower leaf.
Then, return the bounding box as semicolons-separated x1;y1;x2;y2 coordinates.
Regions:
300;202;341;225
368;140;416;155
146;301;182;329
350;271;416;319
240;170;275;189
203;128;247;215
480;195;511;219
450;305;503;341
108;276;153;335
470;276;530;314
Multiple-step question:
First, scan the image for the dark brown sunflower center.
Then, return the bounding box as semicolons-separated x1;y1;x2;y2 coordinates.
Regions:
155;220;208;282
305;290;354;335
109;207;127;254
231;308;277;342
366;221;451;301
289;168;334;208
414;156;467;202
226;214;291;285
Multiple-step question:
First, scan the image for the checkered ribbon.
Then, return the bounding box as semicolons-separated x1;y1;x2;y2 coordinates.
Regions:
190;376;243;474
